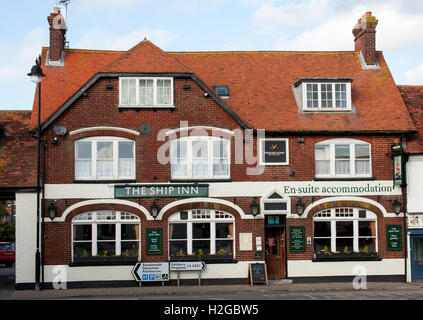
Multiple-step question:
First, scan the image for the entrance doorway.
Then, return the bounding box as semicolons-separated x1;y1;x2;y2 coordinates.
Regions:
265;215;286;279
411;234;423;281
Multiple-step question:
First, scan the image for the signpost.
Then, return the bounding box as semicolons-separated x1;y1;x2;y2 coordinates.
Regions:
132;262;169;286
170;261;207;286
289;226;306;252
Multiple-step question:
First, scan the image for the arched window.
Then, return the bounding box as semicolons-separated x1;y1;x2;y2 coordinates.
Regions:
168;209;235;257
72;211;140;261
313;208;377;254
75;136;135;180
315;138;371;178
170;136;230;180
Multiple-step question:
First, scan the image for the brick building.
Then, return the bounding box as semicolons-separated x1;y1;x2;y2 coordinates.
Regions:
1;9;418;289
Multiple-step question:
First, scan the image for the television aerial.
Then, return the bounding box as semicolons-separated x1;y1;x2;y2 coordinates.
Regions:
56;0;71;47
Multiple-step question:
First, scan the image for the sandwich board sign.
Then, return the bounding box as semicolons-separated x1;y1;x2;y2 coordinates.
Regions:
132;262;169;282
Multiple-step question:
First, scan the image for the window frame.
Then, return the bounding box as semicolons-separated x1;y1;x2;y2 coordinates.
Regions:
71;211;141;262
259;138;290;166
302;82;352;111
168;209;235;257
170;136;231;180
314;138;372;178
75;136;136;181
313;208;378;254
119;77;175;108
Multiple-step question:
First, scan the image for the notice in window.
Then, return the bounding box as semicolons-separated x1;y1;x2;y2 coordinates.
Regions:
240;233;253;251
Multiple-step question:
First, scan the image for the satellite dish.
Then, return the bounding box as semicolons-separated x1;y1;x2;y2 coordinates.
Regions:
140;123;151;135
53;126;67;136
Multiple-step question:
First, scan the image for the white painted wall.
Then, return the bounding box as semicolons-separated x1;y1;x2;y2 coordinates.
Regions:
407;155;423;213
15;192;37;285
288;259;404;278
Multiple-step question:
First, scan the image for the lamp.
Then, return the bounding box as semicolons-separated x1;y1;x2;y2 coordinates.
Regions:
150;200;160;219
393;199;402;215
48;202;57;220
250;198;259;217
296;197;305;216
27;56;46;83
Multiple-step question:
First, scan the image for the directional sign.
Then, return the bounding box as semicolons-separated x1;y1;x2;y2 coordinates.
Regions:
132;262;169;282
170;261;207;272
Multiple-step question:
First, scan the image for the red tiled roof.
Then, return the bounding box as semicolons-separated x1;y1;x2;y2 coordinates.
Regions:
0;111;37;188
398;85;423;153
30;41;416;133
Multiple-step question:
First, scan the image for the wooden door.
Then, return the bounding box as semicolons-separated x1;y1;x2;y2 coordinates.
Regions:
265;228;286;279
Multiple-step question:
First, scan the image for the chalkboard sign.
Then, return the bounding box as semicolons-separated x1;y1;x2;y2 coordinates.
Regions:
289;226;305;252
386;224;402;251
248;263;268;286
146;228;162;255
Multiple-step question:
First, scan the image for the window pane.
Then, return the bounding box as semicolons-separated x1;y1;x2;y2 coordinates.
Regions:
359;221;376;237
216;223;233;239
335;83;347;108
216;240;233;255
213;160;229;176
97;224;115;241
314;222;331;237
192;141;208;159
314;238;331;253
97;242;115;256
122;79;136;105
359;238;375;253
192;160;208;177
413;238;423;261
121;241;139;257
75;160;92;178
336;238;353;252
315;144;330;175
97;142;113;159
192;240;210;255
170;241;187;256
73;243;92;257
336;221;353;237
118;159;134;177
320;84;333;108
97;160;113;177
157;79;171;105
119;141;134;158
335;144;350;174
139;79;154;105
73;225;92;241
193;223;210;239
76;141;91;159
213;140;228;158
173;140;187;159
170;224;187;239
306;84;318;108
121;224;138;240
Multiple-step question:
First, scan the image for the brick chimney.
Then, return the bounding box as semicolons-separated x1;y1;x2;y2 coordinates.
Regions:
352;12;378;66
47;7;67;64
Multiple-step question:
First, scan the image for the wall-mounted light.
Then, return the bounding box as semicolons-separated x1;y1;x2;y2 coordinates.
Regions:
51;137;59;145
250;198;259;218
48;202;57;221
393;199;402;215
150;200;160;219
296;197;305;216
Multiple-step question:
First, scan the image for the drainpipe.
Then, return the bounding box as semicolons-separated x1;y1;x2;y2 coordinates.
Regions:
41;140;46;288
401;135;409;283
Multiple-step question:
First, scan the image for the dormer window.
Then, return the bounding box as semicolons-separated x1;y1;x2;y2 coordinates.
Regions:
119;77;174;108
293;78;353;112
213;85;229;99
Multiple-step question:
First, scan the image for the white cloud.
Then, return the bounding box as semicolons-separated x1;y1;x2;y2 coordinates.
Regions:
72;0;139;11
77;28;177;51
405;64;423;85
255;1;423;52
0;27;48;84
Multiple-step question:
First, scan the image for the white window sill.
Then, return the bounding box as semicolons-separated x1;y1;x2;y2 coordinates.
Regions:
119;105;175;109
302;108;353;113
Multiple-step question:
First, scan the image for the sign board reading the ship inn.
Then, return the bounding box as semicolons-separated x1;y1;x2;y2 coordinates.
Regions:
115;184;209;198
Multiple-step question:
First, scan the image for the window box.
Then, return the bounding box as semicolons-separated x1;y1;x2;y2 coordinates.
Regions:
170;254;235;263
71;256;139;266
313;251;381;262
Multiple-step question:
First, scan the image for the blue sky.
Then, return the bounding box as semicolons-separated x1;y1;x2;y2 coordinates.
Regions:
1;0;423;110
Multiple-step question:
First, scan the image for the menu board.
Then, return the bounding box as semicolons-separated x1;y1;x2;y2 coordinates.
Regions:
248;263;268;286
146;228;162;255
386;224;402;251
289;226;305;252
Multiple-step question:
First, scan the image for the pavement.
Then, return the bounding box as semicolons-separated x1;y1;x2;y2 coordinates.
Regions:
7;280;423;300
